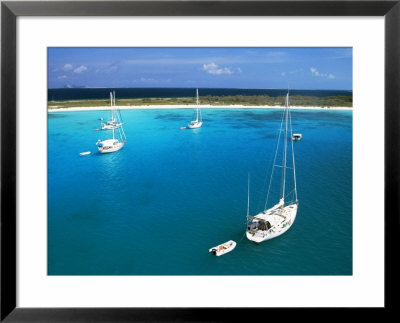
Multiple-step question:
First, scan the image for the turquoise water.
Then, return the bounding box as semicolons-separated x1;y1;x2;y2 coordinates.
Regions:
48;108;352;275
48;88;352;101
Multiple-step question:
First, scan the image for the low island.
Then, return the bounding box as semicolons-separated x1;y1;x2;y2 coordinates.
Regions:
48;94;352;111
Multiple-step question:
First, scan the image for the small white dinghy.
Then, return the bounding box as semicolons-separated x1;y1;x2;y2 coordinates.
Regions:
209;240;236;256
80;151;91;156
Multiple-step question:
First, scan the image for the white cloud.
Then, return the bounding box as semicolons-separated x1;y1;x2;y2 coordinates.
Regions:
132;77;157;83
73;65;87;73
329;48;352;59
281;68;303;77
63;64;73;71
140;77;155;82
96;63;118;73
310;67;319;76
106;64;118;72
202;62;235;75
310;67;335;79
132;77;172;84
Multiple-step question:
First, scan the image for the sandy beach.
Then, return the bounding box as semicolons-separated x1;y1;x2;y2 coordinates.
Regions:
48;104;352;112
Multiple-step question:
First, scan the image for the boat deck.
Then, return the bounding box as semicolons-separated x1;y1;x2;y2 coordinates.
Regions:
246;204;298;243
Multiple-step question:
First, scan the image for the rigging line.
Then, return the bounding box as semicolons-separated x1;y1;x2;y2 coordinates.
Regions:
284;188;295;200
264;106;286;211
199;105;202;122
258;124;280;211
118;127;124;141
288;104;298;203
117;107;124;124
258;106;287;211
237;210;250;246
256;152;272;212
109;92;114;120
282;93;289;200
198;91;202;121
237;231;247;244
112;96;126;141
247;172;250;217
237;224;248;245
263;109;285;211
119;117;127;141
273;164;293;169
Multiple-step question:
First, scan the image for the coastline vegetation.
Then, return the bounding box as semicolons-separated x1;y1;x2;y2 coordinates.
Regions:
47;94;352;109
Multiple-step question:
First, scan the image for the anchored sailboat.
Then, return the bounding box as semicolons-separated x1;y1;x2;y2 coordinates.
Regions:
96;92;127;154
187;88;202;129
246;92;298;243
101;91;123;130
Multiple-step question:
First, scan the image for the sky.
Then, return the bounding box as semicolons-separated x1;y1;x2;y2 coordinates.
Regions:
48;48;352;90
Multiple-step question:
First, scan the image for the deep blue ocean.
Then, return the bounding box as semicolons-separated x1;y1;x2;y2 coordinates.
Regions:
48;88;352;101
48;107;352;275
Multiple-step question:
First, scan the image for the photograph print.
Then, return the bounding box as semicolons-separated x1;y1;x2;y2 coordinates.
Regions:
48;47;352;275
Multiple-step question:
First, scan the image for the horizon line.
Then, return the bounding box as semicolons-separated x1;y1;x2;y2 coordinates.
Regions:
48;87;353;91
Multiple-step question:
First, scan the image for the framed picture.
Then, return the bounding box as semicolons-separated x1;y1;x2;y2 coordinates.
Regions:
1;0;398;321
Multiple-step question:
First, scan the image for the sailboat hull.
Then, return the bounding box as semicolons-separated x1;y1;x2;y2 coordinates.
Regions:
246;204;298;243
97;141;125;154
188;121;202;129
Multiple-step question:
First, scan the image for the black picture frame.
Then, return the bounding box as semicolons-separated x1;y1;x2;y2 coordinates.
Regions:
1;1;399;321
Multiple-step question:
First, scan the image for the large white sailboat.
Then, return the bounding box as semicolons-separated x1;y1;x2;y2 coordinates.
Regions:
101;91;123;130
96;92;127;154
187;88;202;129
246;92;298;243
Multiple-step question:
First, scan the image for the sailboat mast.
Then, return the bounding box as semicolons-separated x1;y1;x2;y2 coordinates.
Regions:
110;91;115;122
113;91;116;121
110;92;113;120
282;93;289;201
196;88;199;121
247;173;250;217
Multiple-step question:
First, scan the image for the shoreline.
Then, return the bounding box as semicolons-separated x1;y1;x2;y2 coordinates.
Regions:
48;104;352;112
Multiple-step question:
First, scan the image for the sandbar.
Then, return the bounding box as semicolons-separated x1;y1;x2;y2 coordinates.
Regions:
48;104;352;112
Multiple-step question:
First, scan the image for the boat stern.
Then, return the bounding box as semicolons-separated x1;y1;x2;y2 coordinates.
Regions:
246;230;268;243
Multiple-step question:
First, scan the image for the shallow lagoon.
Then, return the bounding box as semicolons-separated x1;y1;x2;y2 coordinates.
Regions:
48;108;352;275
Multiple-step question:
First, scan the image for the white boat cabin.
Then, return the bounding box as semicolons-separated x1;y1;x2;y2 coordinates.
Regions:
292;133;302;141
